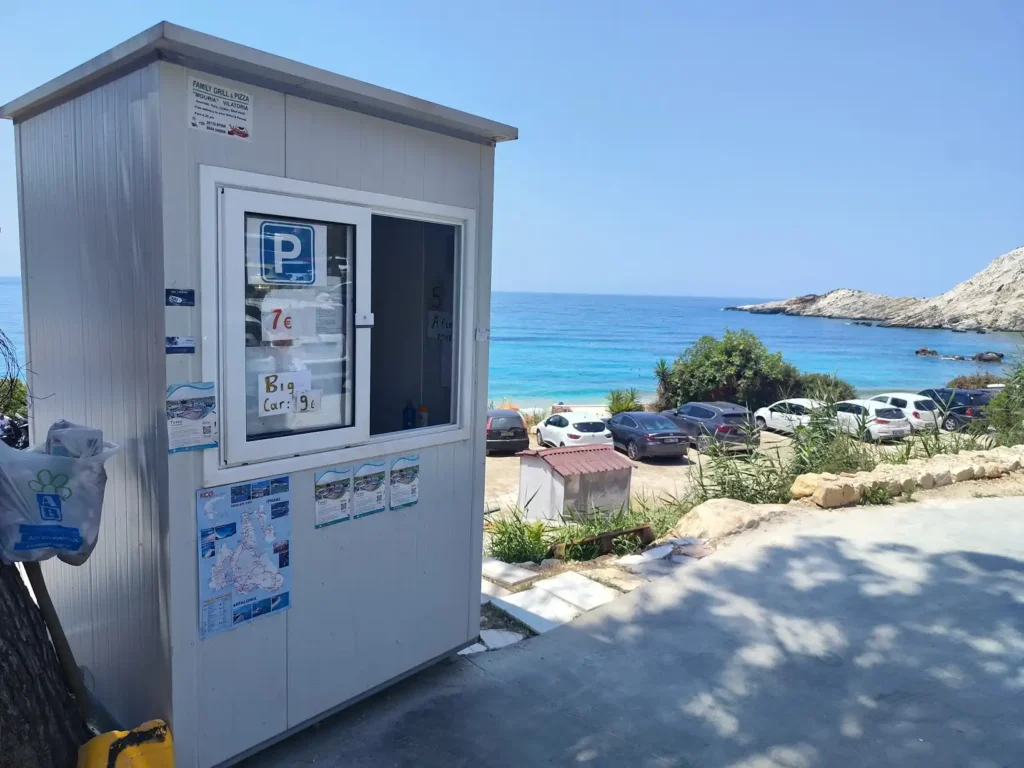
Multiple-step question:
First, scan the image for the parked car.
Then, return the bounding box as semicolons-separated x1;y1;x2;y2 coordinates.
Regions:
870;392;940;431
485;409;529;455
918;388;994;432
753;398;822;434
661;401;757;452
536;412;612;448
835;399;911;441
607;411;688;461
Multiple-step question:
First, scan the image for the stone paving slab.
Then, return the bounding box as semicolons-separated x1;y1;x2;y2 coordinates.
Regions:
532;571;619;611
480;629;524;650
491;589;582;634
481;558;537;586
585;567;645;592
457;643;487;655
480;578;511;605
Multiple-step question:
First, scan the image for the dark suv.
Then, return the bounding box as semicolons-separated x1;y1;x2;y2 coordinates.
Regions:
661;401;758;452
918;388;994;432
485;409;529;454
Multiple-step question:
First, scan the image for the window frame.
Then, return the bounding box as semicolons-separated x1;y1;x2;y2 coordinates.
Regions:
221;188;371;465
199;165;477;487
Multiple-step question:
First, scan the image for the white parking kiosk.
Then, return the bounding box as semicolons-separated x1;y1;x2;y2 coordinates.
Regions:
1;22;516;767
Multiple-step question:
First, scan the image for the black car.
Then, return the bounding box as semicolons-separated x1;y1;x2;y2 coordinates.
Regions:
485;409;529;454
607;411;688;461
661;401;758;452
918;388;993;431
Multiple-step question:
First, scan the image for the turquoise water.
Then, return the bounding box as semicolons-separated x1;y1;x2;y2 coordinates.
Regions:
489;292;1022;406
0;279;1017;403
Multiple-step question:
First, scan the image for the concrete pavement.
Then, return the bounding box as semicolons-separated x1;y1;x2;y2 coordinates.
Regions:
245;497;1024;767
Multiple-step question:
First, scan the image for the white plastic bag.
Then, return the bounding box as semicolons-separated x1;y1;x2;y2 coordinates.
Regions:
0;432;119;565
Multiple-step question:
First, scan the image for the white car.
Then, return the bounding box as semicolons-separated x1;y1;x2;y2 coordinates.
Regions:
870;392;940;431
835;399;911;441
536;412;612;448
753;398;822;434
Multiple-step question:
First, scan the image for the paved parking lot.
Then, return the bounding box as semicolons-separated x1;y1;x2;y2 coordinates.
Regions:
485;431;792;511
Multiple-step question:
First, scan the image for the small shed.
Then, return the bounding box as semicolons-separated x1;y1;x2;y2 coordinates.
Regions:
518;445;633;522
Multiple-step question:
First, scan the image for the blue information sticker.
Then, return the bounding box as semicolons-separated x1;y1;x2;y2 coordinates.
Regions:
260;222;316;284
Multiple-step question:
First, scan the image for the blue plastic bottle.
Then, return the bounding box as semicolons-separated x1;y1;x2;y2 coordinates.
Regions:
402;400;416;430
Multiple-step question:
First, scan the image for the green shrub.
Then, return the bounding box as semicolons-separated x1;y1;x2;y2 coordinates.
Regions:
861;485;892;505
606;388;642;416
793;372;856;401
946;371;1003;389
986;359;1024;446
0;378;27;416
658;330;800;410
485;509;551;563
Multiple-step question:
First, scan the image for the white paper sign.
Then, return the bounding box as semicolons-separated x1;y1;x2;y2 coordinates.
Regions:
427;311;453;342
189;75;252;141
261;293;316;343
294;389;321;413
258;371;312;417
314;467;352;528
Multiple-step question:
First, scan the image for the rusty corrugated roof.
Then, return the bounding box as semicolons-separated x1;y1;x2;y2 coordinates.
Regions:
516;445;633;477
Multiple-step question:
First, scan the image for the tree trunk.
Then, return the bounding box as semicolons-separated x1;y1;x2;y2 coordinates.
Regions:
0;563;87;768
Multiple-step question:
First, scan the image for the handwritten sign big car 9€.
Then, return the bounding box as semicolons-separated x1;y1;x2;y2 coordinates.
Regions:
259;371;312;417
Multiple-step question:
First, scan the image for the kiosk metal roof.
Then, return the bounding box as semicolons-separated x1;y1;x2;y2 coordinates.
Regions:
0;21;518;146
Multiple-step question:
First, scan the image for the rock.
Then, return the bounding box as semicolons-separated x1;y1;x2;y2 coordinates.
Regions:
812;484;845;509
951;466;975;482
984;463;1005;478
839;471;857;478
725;246;1024;332
673;498;788;540
841;483;860;505
973;352;1004;363
672;541;715;559
539;558;561;569
790;473;823;499
916;348;940;357
820;473;839;481
900;476;916;494
916;472;935;490
932;469;952;487
852;321;873;326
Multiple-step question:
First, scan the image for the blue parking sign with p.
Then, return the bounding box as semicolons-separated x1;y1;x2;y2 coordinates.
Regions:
260;222;315;284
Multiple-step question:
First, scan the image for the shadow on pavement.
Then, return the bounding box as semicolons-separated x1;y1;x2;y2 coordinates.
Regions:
243;532;1024;767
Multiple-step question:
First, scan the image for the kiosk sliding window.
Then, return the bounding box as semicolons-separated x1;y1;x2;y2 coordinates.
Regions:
220;189;371;466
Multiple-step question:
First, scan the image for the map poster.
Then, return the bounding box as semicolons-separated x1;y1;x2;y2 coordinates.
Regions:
196;476;292;638
353;461;386;518
389;455;420;509
314;467;352;528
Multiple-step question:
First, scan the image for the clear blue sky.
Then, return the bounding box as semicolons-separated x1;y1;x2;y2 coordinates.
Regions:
1;1;1021;298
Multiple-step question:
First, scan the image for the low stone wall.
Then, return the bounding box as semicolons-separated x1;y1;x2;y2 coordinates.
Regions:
792;445;1024;508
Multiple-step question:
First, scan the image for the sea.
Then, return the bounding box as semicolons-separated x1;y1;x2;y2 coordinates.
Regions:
489;292;1022;407
0;279;1018;406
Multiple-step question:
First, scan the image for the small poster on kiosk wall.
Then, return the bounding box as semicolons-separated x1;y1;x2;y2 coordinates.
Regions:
389;455;420;509
166;382;218;453
196;477;292;638
353;461;386;518
314;467;352;528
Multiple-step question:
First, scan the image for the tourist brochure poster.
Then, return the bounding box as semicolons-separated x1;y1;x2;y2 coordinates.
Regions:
389;455;420;509
166;382;218;453
314;466;352;528
196;476;292;638
353;461;386;518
